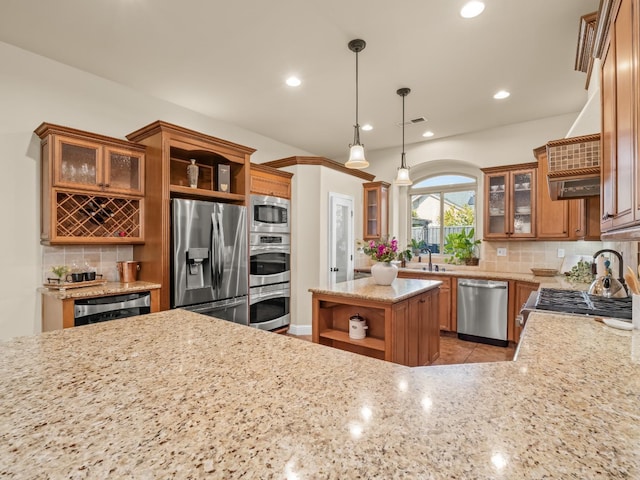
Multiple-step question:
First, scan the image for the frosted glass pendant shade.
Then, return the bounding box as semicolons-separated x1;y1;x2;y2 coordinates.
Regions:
394;166;412;185
346;144;369;169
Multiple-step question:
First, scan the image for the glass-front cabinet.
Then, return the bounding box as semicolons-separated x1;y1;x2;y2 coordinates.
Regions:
53;135;144;196
363;181;390;240
482;163;537;239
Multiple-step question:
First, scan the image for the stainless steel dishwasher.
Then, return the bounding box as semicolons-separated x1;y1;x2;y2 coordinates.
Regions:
457;278;509;347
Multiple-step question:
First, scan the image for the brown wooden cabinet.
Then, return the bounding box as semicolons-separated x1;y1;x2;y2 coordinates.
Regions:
126;120;255;310
599;0;639;236
250;163;293;198
311;287;439;367
398;271;452;331
363;181;390;240
534;146;601;240
511;280;539;344
481;163;537;240
35;123;146;245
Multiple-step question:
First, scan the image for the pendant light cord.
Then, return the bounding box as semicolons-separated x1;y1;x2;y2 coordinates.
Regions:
353;49;360;145
401;93;406;167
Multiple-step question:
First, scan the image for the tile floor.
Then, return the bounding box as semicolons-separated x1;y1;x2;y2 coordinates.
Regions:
287;332;516;366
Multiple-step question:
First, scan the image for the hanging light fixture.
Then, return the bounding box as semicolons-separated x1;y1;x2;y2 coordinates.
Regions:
394;87;413;185
345;39;369;169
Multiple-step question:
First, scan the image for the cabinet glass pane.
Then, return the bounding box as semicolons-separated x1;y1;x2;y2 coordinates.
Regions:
109;152;140;191
488;175;506;234
513;172;532;234
366;189;378;237
60;143;98;185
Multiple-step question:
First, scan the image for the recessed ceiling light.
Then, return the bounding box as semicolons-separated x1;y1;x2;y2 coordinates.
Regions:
460;1;485;19
422;131;434;138
362;124;373;131
286;76;301;87
493;90;510;99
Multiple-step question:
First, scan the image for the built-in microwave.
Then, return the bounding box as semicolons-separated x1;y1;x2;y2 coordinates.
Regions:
250;194;290;233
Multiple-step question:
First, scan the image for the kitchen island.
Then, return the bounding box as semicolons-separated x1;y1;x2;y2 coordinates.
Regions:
310;277;442;366
1;309;639;478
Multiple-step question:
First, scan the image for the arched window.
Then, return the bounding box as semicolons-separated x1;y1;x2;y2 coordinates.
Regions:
409;174;478;254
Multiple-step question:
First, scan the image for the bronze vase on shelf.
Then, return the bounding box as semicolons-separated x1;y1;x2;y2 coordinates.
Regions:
187;159;199;188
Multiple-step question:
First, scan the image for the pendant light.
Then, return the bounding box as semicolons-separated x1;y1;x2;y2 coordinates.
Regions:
394;87;413;185
345;39;369;169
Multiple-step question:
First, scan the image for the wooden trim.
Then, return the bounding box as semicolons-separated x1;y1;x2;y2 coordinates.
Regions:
594;0;620;59
547;166;601;179
250;162;293;179
546;133;601;147
125;120;257;155
480;162;537;175
575;11;598;88
264;156;376;181
34;122;145;153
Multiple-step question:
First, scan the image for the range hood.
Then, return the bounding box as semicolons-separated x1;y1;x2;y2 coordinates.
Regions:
546;133;600;200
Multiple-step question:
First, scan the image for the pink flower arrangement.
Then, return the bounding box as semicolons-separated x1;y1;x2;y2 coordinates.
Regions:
362;237;399;262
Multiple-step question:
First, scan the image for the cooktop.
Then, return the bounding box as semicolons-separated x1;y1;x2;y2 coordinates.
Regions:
533;288;632;320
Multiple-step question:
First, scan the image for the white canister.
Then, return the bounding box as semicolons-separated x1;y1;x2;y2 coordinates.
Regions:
349;314;368;340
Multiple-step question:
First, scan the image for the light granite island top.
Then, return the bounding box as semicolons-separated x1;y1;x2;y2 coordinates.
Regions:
1;309;639;478
308;276;442;302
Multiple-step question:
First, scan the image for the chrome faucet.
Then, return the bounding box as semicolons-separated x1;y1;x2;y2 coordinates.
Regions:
592;249;626;292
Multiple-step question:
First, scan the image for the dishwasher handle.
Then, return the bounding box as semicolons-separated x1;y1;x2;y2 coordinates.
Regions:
458;281;507;289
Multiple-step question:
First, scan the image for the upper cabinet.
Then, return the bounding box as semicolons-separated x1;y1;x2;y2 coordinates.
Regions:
35;123;146;245
481;163;537;240
598;0;640;237
250;163;293;199
50;134;144;196
363;181;390;241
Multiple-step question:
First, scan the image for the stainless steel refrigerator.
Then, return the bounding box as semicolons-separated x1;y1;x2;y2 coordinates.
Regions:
171;199;248;325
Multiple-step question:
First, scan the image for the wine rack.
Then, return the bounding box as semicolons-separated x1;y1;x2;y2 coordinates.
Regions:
54;191;143;243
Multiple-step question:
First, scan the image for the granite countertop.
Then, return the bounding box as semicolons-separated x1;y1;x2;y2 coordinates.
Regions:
309;276;442;303
356;265;592;291
1;309;639;478
39;280;162;299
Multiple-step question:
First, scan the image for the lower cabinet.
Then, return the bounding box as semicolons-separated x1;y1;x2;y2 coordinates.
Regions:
398;271;452;331
511;280;539;343
311;288;440;367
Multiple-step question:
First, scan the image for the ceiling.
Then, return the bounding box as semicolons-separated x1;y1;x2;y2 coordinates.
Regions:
0;0;600;160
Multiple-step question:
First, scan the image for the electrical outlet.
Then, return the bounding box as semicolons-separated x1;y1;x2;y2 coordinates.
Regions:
557;248;565;258
497;248;507;257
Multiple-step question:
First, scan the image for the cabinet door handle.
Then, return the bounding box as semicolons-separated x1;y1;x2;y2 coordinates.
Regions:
602;212;614;220
104;183;110;188
419;299;426;303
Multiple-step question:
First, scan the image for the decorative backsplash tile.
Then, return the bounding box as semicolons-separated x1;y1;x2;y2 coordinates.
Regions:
547;134;600;172
42;245;133;282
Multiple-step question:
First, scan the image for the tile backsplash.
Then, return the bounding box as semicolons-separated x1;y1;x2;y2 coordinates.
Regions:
357;240;639;278
42;245;133;283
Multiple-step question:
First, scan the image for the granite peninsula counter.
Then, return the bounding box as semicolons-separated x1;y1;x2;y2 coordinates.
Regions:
310;277;442;366
1;309;639;478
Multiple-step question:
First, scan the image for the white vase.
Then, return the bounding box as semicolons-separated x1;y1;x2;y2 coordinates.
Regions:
371;261;398;285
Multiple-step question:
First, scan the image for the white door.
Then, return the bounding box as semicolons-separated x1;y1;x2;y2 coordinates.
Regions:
328;192;354;285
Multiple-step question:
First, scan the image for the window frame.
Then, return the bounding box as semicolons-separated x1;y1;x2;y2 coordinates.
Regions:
407;173;478;254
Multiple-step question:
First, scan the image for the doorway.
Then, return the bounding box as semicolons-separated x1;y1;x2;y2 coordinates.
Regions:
328;192;354;285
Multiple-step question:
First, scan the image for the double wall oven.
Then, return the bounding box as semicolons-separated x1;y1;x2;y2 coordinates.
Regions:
249;195;291;331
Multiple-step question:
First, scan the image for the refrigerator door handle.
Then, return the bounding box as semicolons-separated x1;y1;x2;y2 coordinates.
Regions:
211;212;224;289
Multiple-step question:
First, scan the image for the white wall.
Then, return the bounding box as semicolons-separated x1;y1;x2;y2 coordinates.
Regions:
0;41;315;340
281;164;364;334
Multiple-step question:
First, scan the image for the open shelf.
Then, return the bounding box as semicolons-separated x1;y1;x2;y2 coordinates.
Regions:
319;329;385;351
169;185;246;202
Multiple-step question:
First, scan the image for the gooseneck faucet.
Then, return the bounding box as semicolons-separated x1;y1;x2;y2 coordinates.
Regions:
592;249;626;292
426;248;433;272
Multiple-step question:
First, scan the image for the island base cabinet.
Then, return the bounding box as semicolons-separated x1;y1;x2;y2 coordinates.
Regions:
312;288;440;367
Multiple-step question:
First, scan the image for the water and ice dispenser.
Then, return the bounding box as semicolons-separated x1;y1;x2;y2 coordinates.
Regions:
185;247;210;290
